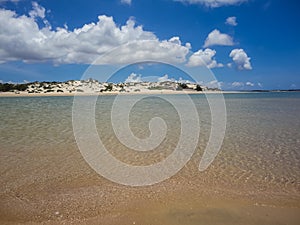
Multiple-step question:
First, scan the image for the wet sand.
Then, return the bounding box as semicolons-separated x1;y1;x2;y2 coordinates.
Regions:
1;142;299;225
1;173;299;225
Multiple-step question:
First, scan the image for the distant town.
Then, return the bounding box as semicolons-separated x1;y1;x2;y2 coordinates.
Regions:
0;79;220;94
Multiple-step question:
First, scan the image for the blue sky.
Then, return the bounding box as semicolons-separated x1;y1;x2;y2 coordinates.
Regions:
0;0;299;90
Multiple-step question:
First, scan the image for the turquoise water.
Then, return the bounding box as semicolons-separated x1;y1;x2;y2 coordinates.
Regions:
0;92;299;195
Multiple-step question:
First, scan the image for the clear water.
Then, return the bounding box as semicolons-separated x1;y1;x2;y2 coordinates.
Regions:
0;93;299;197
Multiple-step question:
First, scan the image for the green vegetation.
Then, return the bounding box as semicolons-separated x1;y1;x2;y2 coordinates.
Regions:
105;83;113;91
178;83;188;89
0;83;28;92
148;86;163;90
0;80;211;94
195;84;203;91
0;81;67;92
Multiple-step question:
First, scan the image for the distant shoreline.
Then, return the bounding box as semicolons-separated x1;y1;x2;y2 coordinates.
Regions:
1;89;300;97
1;80;299;97
0;90;270;97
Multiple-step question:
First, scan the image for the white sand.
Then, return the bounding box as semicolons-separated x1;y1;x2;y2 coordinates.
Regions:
0;90;253;97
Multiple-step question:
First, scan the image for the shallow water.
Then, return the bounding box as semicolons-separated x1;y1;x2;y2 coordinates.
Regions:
0;92;299;223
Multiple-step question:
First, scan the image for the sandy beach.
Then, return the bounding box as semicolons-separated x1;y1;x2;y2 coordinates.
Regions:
0;90;253;97
1;0;299;224
1;148;299;225
1;177;299;225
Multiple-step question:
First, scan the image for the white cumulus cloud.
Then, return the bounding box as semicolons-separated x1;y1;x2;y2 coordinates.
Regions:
225;16;237;26
220;81;260;90
29;2;45;19
121;0;132;5
125;73;142;83
231;81;244;87
229;49;252;70
206;80;223;88
186;48;223;68
230;81;257;89
0;6;191;65
203;29;234;48
174;0;247;8
246;81;254;86
158;74;171;82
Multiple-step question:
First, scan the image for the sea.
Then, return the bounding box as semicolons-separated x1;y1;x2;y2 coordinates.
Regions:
0;92;299;222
